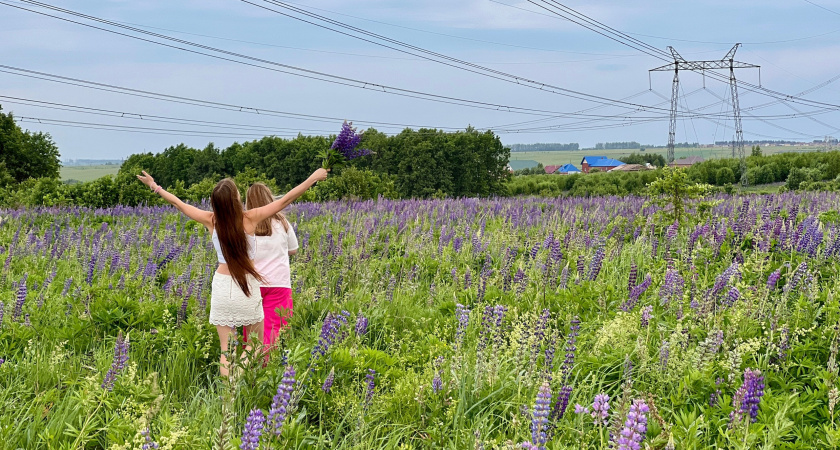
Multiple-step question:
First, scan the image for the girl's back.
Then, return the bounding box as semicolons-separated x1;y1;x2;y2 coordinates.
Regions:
253;220;298;288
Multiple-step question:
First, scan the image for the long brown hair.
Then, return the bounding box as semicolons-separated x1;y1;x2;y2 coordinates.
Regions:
245;183;290;236
211;179;263;296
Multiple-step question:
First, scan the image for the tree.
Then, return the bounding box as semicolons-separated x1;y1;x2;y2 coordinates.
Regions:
620;152;666;168
751;145;762;157
0;106;61;182
647;167;712;223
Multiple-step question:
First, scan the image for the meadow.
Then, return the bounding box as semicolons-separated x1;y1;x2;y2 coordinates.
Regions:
2;192;840;449
61;165;121;183
510;145;825;168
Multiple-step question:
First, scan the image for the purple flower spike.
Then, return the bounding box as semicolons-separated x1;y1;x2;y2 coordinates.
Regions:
364;368;376;406
268;365;296;435
322;367;335;394
101;332;130;391
590;393;610;426
640;306;653;328
432;371;443;393
141;429;159;450
530;381;552;449
766;269;781;291
730;368;765;426
240;409;265;450
355;314;369;336
617;399;649;450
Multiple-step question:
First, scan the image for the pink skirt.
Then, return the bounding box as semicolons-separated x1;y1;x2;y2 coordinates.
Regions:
244;287;292;348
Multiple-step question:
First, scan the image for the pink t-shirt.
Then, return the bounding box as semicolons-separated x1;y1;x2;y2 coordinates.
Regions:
252;220;298;288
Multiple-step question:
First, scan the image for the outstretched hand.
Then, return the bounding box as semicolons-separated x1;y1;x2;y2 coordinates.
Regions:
136;170;156;189
310;168;330;183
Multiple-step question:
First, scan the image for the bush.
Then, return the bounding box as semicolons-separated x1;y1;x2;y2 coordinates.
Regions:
308;167;398;201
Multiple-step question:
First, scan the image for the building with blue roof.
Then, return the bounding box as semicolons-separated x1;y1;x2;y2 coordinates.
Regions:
556;163;581;174
580;156;625;173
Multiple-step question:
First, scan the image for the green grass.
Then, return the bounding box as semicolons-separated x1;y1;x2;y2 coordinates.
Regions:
510;145;825;167
3;194;840;448
61;164;121;182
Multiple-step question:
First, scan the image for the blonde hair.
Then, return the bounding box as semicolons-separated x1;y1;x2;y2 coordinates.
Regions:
245;182;290;236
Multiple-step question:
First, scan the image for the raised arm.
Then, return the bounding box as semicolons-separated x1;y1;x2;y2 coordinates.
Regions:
137;171;213;228
245;168;328;225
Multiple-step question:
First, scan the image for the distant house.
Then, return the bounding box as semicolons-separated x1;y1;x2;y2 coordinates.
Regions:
544;165;561;174
608;163;653;172
669;156;705;168
580;156;625;173
556;164;581;175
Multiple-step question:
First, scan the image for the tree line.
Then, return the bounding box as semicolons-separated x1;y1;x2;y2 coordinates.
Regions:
0;109;511;207
508;143;580;152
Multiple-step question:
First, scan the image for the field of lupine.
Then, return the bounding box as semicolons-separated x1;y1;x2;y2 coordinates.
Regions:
2;193;840;449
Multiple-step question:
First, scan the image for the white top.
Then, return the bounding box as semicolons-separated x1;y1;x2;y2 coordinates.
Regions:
211;229;256;264
252;220;298;288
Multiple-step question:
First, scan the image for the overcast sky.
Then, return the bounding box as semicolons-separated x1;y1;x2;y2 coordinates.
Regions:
2;0;840;159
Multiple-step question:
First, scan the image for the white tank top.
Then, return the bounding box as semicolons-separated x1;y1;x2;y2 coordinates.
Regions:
211;229;256;264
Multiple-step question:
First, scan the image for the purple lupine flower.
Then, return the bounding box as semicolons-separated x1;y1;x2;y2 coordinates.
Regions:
61;278;73;296
666;221;679;242
464;269;472;289
551;385;572;421
86;254;97;285
355;314;369;336
659;341;670;368
576;255;585;278
514;268;528;295
322;367;335;393
730;368;765;425
268;365;296;435
725;287;740;306
240;409;265;450
364;369;376;406
659;269;684;305
587;243;605;281
0;301;4;326
432;371;443;393
777;326;791;363
710;378;723;407
561;317;580;382
766;269;781;291
560;266;569;289
628;263;638;292
590;393;610;426
311;312;348;358
574;404;589;415
454;304;470;350
521;443;539;450
530;243;540;260
101;332;130;391
14;275;27;320
622;275;652;312
640;306;653;328
24;314;30;327
617;399;649;450
531;381;552;449
141;429;159;450
331;121;370;160
0;358;4;367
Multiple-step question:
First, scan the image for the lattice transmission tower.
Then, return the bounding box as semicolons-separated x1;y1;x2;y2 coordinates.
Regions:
650;44;759;185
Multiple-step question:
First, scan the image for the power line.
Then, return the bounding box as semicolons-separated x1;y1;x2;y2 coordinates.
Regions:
802;0;840;17
6;0;678;118
491;0;840;45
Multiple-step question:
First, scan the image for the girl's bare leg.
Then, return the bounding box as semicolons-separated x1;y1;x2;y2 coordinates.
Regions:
215;325;233;377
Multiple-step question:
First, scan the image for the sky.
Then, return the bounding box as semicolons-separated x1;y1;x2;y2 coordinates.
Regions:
2;0;840;159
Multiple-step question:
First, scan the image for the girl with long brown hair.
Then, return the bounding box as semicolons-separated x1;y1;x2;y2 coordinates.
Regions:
243;183;298;351
136;169;328;376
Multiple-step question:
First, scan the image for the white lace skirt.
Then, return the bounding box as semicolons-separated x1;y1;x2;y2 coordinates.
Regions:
209;272;264;327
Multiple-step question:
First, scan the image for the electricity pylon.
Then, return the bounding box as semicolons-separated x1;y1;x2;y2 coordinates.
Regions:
650;44;759;186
